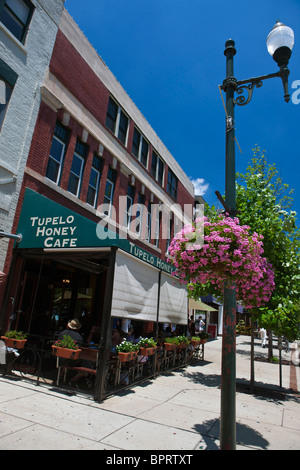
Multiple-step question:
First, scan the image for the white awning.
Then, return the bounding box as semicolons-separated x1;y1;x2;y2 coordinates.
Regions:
111;250;159;322
158;272;188;325
188;299;217;311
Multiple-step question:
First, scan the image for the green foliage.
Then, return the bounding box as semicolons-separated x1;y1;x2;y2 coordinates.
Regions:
115;340;140;353
190;147;300;340
137;337;157;348
4;330;27;340
53;335;80;350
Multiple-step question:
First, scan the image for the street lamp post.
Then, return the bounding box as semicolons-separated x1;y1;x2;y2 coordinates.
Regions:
220;21;294;450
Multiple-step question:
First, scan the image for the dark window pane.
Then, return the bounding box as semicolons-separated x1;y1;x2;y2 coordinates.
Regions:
132;128;140;158
140;139;148;167
118;110;128;144
106;98;118;133
46;159;59;182
68;173;79;195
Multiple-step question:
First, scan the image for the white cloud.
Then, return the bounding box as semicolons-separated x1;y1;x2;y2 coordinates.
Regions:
190;177;209;196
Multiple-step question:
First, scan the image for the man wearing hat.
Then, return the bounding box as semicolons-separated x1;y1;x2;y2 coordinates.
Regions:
58;318;84;345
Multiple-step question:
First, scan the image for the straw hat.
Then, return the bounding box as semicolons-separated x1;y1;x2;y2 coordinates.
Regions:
67;319;82;330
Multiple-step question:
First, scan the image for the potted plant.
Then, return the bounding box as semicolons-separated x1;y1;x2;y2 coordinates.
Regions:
176;335;190;349
190;336;201;347
138;337;157;357
52;335;81;360
116;340;139;362
164;337;177;351
1;330;27;349
199;331;209;344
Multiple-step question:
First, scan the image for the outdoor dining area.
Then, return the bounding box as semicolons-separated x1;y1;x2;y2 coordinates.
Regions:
0;318;209;401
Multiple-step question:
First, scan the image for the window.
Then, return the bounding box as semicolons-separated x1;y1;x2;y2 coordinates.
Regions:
123;184;135;230
0;77;12;130
132;127;148;168
0;57;18;132
67;140;87;197
167;169;178;201
106;97;129;145
0;0;34;43
151;151;164;186
135;194;145;237
87;154;103;207
46;122;68;184
145;202;151;243
103;167;116;217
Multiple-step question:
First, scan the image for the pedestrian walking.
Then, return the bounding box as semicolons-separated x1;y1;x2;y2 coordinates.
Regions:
260;327;268;348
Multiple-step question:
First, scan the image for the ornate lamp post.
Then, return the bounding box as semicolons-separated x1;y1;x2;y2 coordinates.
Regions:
220;21;294;450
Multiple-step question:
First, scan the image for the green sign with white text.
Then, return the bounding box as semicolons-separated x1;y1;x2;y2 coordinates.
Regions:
17;189;174;274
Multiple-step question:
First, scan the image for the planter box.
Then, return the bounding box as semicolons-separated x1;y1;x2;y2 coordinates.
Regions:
139;347;157;357
1;336;27;349
52;345;81;360
164;342;176;351
191;340;200;347
177;343;188;350
200;339;207;344
118;351;138;363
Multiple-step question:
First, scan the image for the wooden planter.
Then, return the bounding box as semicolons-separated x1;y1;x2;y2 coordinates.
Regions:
1;336;27;349
191;340;200;347
177;343;188;351
164;342;176;351
52;345;81;360
139;346;157;357
118;351;138;363
200;339;207;344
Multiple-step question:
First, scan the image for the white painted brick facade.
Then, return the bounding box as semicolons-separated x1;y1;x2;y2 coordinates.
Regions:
0;0;64;269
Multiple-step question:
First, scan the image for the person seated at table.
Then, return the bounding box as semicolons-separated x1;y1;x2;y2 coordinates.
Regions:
58;319;84;346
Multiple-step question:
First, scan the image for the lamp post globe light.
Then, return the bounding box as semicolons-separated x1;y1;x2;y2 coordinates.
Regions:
220;21;294;450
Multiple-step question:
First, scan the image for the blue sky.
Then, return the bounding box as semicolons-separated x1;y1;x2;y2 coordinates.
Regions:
65;0;300;219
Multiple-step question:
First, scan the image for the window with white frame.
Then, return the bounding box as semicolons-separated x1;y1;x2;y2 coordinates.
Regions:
123;184;135;230
87;154;103;207
67;140;87;197
132;127;148;168
0;0;34;43
145;202;152;243
167;168;178;201
135;193;145;237
151;150;164;186
105;96;129;146
46;122;68;184
103;167;116;217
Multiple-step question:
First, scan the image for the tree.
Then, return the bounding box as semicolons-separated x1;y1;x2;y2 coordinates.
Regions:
236;147;300;342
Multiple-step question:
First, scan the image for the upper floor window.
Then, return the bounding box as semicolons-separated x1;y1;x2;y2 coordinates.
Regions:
106;97;129;145
103;167;116;217
0;57;18;132
132;127;148;168
0;0;34;43
87;154;103;207
123;184;135;230
167;169;178;201
68;139;87;198
151;151;164;186
0;77;13;130
46;122;69;184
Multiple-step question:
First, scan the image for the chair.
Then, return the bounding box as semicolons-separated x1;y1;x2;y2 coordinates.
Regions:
56;347;98;386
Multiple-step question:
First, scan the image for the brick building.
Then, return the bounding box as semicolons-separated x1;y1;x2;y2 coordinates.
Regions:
0;8;195;399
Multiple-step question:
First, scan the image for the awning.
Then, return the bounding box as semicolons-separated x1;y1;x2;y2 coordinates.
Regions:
188;299;217;311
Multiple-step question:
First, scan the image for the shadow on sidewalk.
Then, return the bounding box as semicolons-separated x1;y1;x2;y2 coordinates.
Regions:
193;418;269;450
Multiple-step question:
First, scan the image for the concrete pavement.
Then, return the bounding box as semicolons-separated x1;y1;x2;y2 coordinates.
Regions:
0;335;299;450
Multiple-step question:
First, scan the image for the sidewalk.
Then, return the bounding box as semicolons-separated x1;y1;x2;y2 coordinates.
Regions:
0;335;299;450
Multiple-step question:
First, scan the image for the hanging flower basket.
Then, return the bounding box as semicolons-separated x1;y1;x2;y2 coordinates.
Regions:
168;215;275;309
52;345;81;360
118;351;138;363
190;338;200;347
